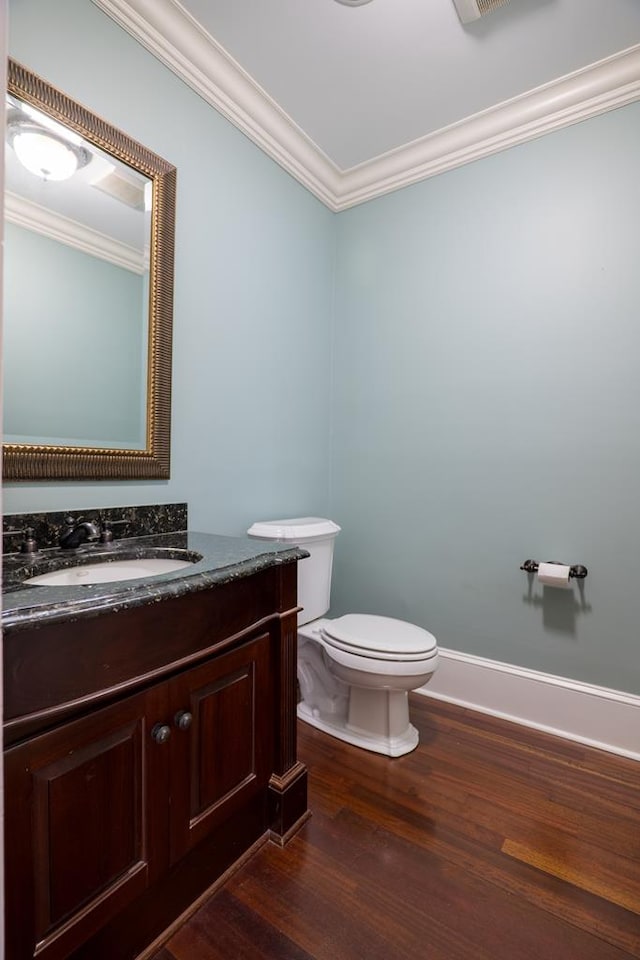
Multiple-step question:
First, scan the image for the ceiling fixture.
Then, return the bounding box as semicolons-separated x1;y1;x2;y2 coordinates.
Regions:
6;110;91;182
452;0;510;23
334;0;374;6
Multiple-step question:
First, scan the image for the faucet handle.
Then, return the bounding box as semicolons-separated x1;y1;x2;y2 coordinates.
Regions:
98;517;128;544
99;520;114;544
3;526;39;554
20;527;39;554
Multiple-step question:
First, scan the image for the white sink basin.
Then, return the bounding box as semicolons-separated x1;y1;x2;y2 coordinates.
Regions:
26;557;195;586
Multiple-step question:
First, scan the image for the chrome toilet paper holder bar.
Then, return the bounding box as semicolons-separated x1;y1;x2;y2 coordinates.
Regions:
520;559;588;580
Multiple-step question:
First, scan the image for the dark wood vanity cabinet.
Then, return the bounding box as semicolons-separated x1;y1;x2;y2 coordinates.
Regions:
4;562;307;960
6;685;165;960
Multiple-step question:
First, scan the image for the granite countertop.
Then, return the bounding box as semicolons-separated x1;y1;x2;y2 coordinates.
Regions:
2;531;307;633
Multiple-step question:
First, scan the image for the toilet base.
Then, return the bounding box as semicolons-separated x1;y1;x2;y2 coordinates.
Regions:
297;700;419;757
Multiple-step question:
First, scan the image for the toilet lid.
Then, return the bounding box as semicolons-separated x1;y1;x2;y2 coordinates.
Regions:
321;614;437;662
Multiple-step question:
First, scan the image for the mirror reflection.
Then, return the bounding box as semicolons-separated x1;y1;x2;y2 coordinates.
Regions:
4;92;152;451
3;60;176;481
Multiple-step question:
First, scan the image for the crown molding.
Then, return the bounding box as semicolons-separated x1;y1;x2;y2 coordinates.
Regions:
5;192;145;273
91;0;640;212
335;44;640;209
90;0;341;208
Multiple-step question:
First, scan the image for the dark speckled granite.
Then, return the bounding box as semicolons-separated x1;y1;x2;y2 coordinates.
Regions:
2;503;187;555
2;531;308;633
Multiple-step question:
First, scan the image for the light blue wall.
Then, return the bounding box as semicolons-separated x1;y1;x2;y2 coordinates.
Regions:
4;0;335;533
5;1;640;695
330;102;640;695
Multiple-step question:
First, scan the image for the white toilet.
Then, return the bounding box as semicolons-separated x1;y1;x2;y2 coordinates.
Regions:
247;517;438;757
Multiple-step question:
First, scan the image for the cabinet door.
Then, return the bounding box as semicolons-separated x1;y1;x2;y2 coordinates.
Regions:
169;634;272;862
4;685;170;960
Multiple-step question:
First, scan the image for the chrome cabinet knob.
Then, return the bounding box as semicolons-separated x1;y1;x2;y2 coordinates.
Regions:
151;723;171;744
174;710;193;731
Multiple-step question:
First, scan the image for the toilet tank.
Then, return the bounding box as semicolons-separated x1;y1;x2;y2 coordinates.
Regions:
247;517;341;625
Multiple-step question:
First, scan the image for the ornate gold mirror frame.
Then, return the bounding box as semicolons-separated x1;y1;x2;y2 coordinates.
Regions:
3;60;176;480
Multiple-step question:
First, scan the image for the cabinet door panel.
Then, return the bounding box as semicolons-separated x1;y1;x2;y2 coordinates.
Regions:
170;634;272;862
37;726;140;927
5;686;168;960
195;665;255;807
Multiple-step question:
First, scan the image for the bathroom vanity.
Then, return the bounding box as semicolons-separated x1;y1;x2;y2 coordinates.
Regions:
3;512;308;960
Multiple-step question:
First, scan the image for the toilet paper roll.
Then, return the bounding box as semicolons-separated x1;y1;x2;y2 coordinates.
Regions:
537;562;571;589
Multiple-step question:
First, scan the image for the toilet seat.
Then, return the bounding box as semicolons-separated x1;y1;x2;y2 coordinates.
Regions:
321;614;437;663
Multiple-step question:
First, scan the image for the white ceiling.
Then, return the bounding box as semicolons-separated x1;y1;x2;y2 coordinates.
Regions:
93;0;640;209
176;0;640;170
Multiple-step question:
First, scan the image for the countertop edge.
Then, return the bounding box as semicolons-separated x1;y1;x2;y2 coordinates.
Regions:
2;533;307;633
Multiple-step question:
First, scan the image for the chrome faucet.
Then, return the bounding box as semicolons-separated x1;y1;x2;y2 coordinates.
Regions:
59;517;100;550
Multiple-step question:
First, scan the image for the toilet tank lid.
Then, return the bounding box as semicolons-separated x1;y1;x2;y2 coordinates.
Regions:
247;517;341;541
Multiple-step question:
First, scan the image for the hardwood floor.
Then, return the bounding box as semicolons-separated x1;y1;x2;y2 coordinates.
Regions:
153;696;640;959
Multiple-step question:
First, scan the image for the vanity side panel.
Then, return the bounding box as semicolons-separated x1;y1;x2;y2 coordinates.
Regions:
269;563;309;840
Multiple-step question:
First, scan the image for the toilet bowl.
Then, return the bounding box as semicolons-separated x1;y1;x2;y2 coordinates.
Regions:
247;517;439;757
298;614;438;756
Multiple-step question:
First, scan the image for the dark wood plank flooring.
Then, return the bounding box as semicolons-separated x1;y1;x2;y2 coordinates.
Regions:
153;696;640;959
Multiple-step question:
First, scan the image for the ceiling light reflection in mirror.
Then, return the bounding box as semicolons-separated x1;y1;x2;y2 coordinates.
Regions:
3;92;152;451
7;100;90;180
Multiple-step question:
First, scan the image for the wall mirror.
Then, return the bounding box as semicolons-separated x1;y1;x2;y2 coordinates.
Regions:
3;59;176;480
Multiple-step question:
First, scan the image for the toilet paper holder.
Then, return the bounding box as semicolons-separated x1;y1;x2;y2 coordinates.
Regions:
520;559;588;580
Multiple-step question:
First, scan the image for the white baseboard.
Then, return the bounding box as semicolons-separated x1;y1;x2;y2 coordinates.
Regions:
416;648;640;761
